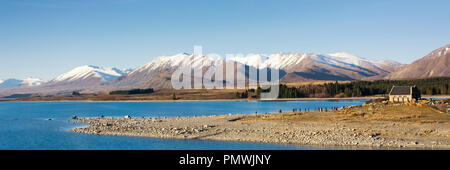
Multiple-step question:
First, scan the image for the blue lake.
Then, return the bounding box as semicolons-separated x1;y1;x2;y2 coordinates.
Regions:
0;99;368;150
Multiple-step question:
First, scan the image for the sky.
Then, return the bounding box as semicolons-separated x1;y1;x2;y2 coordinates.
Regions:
1;0;449;80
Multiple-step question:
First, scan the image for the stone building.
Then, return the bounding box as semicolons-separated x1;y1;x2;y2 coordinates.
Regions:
388;86;421;102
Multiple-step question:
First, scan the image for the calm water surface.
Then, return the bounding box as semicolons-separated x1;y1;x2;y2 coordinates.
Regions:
0;99;368;150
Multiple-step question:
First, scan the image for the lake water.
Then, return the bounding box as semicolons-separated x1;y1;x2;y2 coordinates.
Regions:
0;99;368;150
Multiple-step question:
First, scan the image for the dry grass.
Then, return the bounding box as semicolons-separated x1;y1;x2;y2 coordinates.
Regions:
240;102;450;140
242;103;450;123
336;104;448;122
284;80;351;87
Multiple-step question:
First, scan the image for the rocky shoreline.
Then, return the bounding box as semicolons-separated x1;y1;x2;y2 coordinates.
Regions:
70;103;450;149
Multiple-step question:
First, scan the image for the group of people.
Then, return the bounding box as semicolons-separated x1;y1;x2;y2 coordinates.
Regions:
287;106;341;113
270;106;342;114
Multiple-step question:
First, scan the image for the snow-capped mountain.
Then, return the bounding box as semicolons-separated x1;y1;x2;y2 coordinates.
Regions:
21;78;45;86
227;52;401;82
50;65;124;83
228;52;400;71
0;78;45;89
108;52;402;89
26;65;128;94
0;65;126;96
110;53;221;89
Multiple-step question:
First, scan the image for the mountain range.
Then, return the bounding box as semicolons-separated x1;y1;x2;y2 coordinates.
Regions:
0;44;448;97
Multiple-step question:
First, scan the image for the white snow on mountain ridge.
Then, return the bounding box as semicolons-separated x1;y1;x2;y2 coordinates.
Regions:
228;54;269;68
130;53;219;74
431;47;450;58
52;65;125;82
127;52;402;76
21;77;45;86
266;53;310;69
327;52;365;66
371;59;402;67
130;53;189;74
227;52;397;71
229;53;312;69
326;52;390;68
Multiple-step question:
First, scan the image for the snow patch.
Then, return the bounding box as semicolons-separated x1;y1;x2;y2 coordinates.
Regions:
228;54;269;68
371;60;401;67
130;53;216;74
53;65;124;82
328;52;366;66
228;53;310;69
21;77;44;86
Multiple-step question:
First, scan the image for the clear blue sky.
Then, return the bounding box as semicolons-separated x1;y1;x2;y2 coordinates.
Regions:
1;0;449;80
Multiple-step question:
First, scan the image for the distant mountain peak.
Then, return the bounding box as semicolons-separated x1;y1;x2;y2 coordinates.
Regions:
52;65;124;83
386;44;450;79
21;77;44;86
425;44;450;59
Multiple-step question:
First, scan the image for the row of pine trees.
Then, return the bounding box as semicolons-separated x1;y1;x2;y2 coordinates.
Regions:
235;77;450;98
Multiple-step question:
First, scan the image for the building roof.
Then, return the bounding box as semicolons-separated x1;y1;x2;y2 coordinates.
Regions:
389;86;412;95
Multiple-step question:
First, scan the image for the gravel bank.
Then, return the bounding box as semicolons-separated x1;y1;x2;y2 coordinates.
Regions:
70;110;450;149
